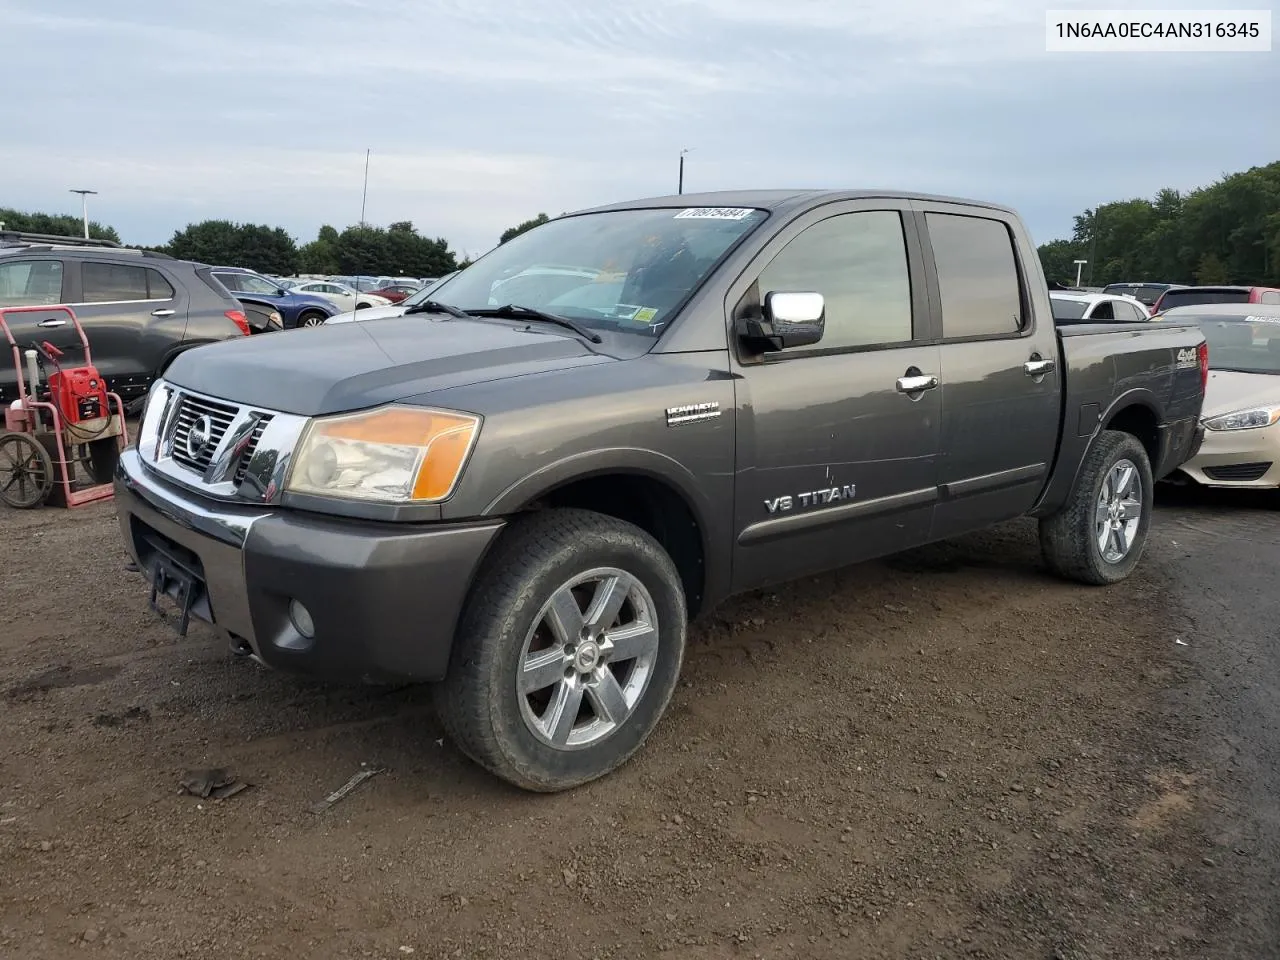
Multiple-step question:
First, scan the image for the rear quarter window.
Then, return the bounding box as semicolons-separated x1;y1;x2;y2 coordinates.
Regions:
926;213;1024;338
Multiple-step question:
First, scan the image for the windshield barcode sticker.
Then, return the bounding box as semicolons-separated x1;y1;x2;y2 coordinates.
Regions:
673;207;754;220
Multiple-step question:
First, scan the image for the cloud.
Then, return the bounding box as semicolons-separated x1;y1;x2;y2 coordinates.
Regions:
2;0;1275;254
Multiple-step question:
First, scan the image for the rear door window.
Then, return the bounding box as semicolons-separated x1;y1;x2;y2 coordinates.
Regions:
0;259;64;305
82;262;148;302
926;213;1024;338
1261;291;1280;304
1089;300;1115;321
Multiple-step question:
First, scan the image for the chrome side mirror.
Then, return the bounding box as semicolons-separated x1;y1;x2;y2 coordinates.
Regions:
738;291;826;352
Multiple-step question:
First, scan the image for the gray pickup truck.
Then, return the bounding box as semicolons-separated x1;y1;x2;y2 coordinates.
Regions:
114;190;1207;791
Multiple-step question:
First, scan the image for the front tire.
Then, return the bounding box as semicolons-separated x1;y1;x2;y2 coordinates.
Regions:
298;311;327;327
435;509;687;792
1040;430;1154;585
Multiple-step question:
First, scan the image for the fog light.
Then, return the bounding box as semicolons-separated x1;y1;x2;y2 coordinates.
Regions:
289;599;315;638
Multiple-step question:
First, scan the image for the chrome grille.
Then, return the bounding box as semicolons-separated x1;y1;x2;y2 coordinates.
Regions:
232;416;272;486
170;395;238;473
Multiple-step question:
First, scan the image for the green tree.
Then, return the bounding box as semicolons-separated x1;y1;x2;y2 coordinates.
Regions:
1195;252;1231;284
298;224;341;274
0;207;120;243
499;213;550;245
167;220;298;274
1039;161;1280;289
1037;239;1085;285
333;222;456;276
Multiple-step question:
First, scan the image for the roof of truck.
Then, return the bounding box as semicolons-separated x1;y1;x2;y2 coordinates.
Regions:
570;189;1017;218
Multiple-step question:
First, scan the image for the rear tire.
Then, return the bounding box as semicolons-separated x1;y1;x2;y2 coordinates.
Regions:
435;508;686;792
1039;430;1153;585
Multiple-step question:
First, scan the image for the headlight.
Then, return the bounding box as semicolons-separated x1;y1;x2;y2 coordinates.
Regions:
1202;407;1280;431
285;405;480;503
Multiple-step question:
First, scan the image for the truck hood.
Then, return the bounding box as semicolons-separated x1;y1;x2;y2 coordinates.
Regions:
164;315;615;416
1203;369;1280;419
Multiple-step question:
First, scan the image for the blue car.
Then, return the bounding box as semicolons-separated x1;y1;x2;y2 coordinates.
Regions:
210;267;339;328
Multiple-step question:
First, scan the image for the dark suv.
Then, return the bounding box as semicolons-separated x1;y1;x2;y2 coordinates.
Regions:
0;233;249;409
210;268;338;328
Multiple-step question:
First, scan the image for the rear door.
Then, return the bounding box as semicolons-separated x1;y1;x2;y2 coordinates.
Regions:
729;200;942;592
0;256;69;404
67;260;190;405
913;203;1061;541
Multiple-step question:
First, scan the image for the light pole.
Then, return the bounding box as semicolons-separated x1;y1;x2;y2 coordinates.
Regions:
1073;259;1088;288
69;189;97;239
678;148;690;195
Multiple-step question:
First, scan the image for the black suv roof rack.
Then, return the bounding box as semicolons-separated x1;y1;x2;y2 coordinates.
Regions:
0;230;120;248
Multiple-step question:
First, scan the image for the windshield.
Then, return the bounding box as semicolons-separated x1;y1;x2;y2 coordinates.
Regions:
401;273;457;306
1182;314;1280;374
1050;297;1089;320
1159;289;1250;310
426;207;769;336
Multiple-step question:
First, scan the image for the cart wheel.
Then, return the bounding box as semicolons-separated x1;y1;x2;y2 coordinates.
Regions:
0;432;55;509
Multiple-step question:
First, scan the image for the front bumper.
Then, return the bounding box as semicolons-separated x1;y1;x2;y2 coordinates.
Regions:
114;448;503;682
1178;420;1280;488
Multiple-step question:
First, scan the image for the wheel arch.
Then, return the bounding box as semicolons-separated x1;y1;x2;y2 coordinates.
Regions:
1100;394;1161;468
482;450;716;618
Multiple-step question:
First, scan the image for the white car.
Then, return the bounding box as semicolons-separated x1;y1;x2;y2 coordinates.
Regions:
288;280;391;313
1050;292;1151;323
325;272;458;324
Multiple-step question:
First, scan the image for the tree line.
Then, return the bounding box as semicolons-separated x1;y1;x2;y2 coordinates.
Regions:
1037;161;1280;288
0;210;559;277
10;160;1278;288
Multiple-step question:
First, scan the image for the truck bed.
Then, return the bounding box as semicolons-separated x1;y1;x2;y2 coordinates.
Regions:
1033;318;1206;516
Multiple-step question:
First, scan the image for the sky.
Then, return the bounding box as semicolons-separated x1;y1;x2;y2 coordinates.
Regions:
2;0;1276;260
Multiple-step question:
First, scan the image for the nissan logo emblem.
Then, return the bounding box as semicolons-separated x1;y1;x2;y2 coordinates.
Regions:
186;414;214;459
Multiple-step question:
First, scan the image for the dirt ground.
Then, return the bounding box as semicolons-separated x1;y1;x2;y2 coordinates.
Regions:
0;492;1272;959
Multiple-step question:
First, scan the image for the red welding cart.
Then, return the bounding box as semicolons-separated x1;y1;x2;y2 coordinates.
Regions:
0;305;129;508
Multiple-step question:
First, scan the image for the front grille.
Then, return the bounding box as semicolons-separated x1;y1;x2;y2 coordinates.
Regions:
170;394;238;473
232;416;272;486
1203;461;1272;482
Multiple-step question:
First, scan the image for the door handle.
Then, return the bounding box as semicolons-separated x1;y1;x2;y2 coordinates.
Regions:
896;374;939;393
151;309;176;317
1024;358;1055;377
37;318;67;328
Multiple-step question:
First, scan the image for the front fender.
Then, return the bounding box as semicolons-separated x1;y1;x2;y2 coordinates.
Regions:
481;446;730;611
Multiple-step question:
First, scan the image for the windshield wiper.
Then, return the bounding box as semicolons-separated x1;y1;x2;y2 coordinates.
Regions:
468;304;603;344
404;299;471;318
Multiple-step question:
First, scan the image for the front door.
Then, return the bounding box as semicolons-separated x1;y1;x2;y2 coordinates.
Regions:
729;202;942;593
0;256;71;404
68;260;190;405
